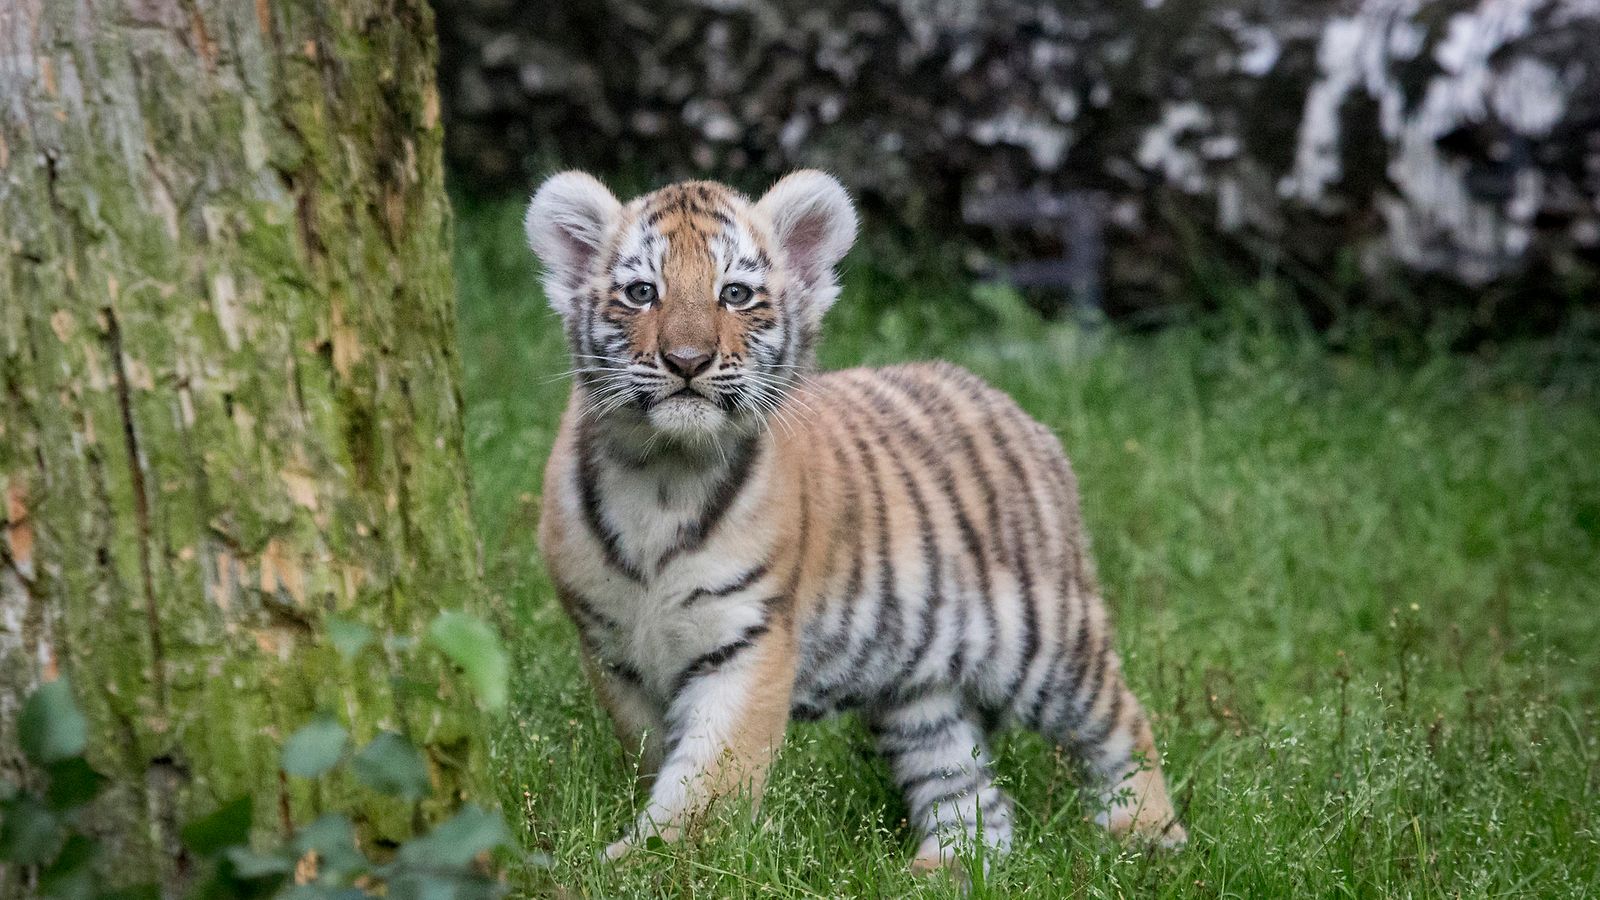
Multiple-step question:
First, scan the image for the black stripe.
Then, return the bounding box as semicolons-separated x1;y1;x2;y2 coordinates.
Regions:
1074;673;1128;754
804;425;869;699
682;559;771;608
845;417;901;684
781;465;813;622
899;766;967;795
872;711;962;748
556;583;619;632
955;378;1045;700
777;281;797;370
1025;457;1080;725
606;660;645;685
1024;640;1066;727
1025;532;1081;726
671;621;770;697
847;376;956;687
790;701;826;721
979;790;1009;818
1050;590;1099;731
1051;630;1116;738
912;770;986;820
881;370;1003;682
575;425;644;583
948;566;968;680
806;431;852;635
655;433;760;572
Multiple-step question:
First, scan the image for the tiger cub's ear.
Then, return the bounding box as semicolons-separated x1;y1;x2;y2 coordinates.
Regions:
525;171;622;315
756;170;857;313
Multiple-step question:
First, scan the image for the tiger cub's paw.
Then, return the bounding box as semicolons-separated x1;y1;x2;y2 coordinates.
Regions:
602;836;635;862
1098;804;1187;850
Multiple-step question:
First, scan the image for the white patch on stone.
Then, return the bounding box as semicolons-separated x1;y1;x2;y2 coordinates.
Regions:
779;113;810;153
971;106;1073;170
1286;0;1578;282
1217;176;1244;232
1491;56;1567;136
1136;101;1212;194
1045;84;1080;122
1280;4;1414;205
1236;25;1281;76
682;99;740;142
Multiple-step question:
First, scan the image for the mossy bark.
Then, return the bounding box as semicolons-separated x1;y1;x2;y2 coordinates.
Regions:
0;0;486;890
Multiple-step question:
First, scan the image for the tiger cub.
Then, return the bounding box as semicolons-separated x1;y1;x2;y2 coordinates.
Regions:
526;170;1185;870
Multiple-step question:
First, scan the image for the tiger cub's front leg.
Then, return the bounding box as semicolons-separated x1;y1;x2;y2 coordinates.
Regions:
604;623;797;860
584;658;666;778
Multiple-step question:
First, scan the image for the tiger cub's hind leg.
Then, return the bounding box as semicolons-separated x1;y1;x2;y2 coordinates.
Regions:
869;691;1014;873
1035;645;1185;847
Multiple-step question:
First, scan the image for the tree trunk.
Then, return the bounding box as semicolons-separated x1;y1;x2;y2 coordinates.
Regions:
1;0;485;889
435;0;1600;339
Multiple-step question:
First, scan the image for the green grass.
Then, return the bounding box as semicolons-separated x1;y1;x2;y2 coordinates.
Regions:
452;197;1600;897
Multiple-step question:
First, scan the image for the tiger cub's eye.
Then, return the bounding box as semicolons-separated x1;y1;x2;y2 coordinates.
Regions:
719;283;758;310
622;281;658;308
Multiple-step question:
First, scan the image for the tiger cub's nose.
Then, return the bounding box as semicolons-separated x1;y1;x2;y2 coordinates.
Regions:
663;348;713;379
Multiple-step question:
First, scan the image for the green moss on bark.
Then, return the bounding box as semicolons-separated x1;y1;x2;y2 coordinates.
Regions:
0;0;488;890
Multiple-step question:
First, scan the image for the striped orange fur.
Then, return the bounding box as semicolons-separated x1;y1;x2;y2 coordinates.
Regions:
526;171;1184;870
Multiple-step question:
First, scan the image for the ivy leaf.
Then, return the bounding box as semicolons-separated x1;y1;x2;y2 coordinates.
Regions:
395;805;510;869
427;612;508;712
180;796;253;857
352;732;432;801
45;756;105;810
293;814;368;879
0;795;64;864
223;845;296;879
279;886;367;900
327;618;374;662
385;872;499;900
19;679;88;765
282;715;348;778
39;833;97;899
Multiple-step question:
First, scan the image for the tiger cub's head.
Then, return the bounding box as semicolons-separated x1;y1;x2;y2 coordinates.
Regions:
525;171;857;445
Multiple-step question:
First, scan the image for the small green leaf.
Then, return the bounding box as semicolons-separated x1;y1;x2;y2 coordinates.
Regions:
396;805;509;869
644;834;667;852
19;679;88;765
224;845;295;878
180;796;253;857
427;612;508;712
385;873;471;900
0;796;64;864
279;886;367;900
282;715;348;778
352;732;432;801
45;756;105;810
39;833;97;899
327;617;374;662
293;814;367;879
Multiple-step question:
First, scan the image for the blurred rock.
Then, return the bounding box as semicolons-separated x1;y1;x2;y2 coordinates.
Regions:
436;0;1600;338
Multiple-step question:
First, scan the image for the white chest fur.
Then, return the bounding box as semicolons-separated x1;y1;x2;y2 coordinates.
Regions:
548;434;780;698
